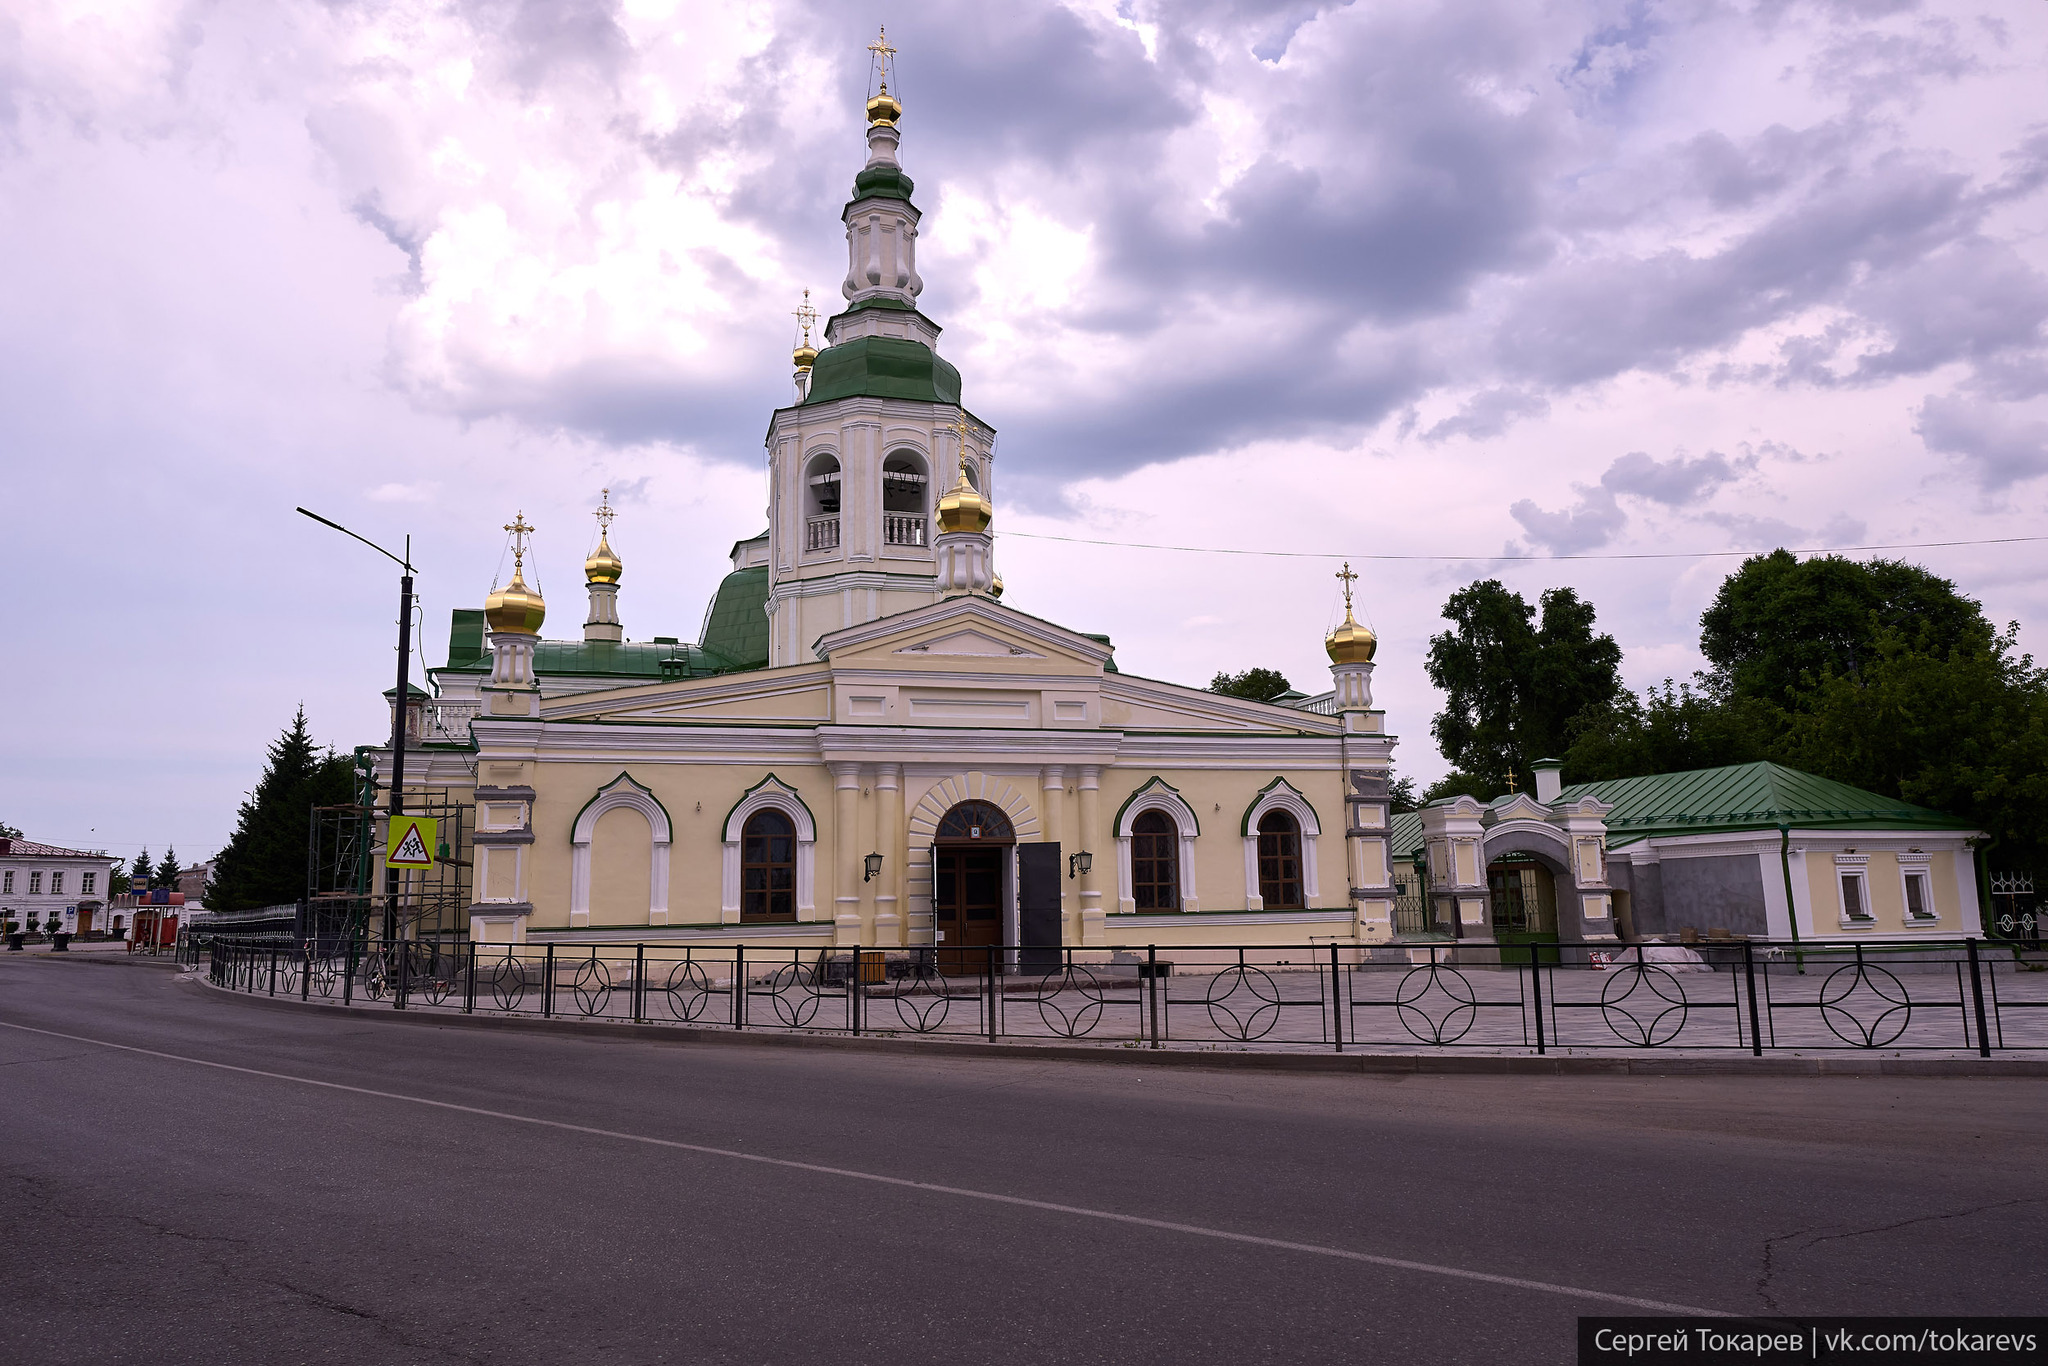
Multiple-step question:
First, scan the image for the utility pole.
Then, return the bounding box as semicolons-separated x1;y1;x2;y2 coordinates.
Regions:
297;508;415;944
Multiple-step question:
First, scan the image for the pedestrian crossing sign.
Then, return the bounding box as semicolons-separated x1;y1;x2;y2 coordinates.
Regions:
386;816;438;870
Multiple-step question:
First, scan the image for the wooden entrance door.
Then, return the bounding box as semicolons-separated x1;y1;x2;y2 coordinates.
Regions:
933;847;1005;975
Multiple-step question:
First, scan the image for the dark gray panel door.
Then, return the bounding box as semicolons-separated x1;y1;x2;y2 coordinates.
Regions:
1017;842;1062;976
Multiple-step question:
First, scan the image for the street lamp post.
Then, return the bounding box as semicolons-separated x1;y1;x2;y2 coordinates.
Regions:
297;508;414;943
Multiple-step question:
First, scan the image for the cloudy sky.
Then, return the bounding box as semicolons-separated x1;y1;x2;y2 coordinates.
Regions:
3;0;2044;865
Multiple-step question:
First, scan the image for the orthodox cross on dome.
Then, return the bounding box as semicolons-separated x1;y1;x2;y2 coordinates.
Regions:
1335;560;1358;612
793;290;818;348
947;409;977;478
505;512;535;569
867;24;897;88
1504;771;1518;794
594;490;615;537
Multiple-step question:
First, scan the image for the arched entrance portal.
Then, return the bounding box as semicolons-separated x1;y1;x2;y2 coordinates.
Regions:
933;800;1014;974
1487;853;1560;963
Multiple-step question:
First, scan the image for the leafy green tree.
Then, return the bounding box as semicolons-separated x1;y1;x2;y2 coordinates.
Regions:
1700;551;1992;705
154;848;181;890
109;866;130;897
0;821;22;839
1420;771;1505;805
205;707;357;912
1387;773;1420;814
1563;677;1779;784
1777;623;2048;875
1426;581;1622;791
1209;667;1292;702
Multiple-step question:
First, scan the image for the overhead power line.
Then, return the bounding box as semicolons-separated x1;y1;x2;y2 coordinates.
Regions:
1002;531;2048;563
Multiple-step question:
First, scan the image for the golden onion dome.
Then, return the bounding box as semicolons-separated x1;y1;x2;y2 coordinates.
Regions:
485;563;547;635
793;342;819;371
1325;606;1377;664
584;532;622;585
866;86;902;127
935;461;992;535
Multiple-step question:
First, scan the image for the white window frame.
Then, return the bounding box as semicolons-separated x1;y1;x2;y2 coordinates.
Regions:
1241;780;1321;911
569;773;673;927
28;872;41;894
721;776;817;924
82;872;96;895
1113;779;1200;914
2;871;11;893
1834;853;1874;927
50;872;62;896
1899;855;1939;924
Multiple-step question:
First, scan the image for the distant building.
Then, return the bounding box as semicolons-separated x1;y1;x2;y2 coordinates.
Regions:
0;838;121;934
176;860;215;905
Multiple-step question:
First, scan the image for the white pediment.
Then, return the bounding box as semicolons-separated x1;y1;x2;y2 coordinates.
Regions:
895;629;1042;659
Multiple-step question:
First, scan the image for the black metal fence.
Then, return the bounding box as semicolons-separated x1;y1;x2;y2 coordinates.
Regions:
202;936;2048;1056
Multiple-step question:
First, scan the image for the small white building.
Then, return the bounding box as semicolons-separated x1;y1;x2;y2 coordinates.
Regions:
0;838;122;934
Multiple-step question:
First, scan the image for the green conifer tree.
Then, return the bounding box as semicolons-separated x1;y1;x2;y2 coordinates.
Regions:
205;708;356;912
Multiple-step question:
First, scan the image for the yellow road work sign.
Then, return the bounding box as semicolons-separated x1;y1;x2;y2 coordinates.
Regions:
386;816;439;869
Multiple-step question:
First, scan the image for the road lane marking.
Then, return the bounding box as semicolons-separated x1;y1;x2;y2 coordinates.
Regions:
0;1019;1726;1316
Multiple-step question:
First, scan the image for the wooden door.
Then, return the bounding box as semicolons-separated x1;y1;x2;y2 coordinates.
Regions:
933;846;1005;975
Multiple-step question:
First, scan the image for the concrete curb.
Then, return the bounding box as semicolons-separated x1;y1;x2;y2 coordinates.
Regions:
186;971;2048;1078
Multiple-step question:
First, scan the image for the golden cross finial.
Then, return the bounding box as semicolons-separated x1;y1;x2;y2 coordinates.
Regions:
1335;561;1358;612
504;512;534;567
868;25;896;87
1504;771;1518;794
595;489;615;537
793;289;818;347
948;409;975;479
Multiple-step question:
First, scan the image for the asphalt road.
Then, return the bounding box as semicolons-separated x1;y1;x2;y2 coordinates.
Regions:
2;956;2043;1365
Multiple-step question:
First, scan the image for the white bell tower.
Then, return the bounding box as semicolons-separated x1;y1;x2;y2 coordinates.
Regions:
759;30;999;667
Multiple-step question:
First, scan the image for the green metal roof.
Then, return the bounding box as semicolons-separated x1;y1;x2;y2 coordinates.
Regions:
1384;760;1972;861
848;164;916;206
801;335;961;408
447;609;486;668
697;564;770;670
1562;762;1973;847
436;568;768;682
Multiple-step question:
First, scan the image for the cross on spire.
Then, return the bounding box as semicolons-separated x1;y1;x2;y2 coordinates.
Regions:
505;512;534;567
1504;771;1518;794
868;24;896;88
595;489;615;537
948;409;976;479
793;289;817;347
1335;560;1358;612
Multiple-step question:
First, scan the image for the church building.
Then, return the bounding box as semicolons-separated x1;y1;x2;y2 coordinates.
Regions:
385;46;1637;962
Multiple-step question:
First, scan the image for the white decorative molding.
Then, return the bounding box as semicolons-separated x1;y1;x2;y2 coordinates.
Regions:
569;773;672;926
904;771;1042;843
720;775;818;922
1112;778;1201;914
1240;779;1321;908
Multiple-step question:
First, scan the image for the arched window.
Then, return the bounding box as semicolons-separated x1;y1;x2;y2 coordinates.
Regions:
882;451;928;546
936;800;1014;842
1131;809;1180;911
805;453;841;552
741;810;797;923
1257;810;1303;909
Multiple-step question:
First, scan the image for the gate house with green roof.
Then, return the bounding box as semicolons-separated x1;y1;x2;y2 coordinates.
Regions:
1388;761;1982;948
1567;762;1981;942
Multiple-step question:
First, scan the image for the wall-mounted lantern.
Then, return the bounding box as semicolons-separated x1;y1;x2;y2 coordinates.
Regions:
863;852;884;883
1068;851;1092;880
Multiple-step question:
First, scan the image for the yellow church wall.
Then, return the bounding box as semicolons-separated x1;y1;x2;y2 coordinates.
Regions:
1795;840;1966;937
523;759;846;932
